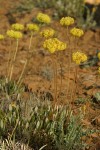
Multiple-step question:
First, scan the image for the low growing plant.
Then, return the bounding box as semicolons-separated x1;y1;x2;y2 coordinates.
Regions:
0;101;88;150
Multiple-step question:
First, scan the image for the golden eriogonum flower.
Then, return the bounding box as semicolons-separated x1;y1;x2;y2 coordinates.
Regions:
72;51;87;64
27;23;39;31
40;28;55;38
43;38;66;53
97;52;100;60
60;16;74;26
0;34;4;40
11;23;24;31
37;13;51;24
70;27;84;37
7;30;23;39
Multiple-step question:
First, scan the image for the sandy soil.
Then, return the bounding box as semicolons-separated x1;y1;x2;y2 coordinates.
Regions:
0;0;100;149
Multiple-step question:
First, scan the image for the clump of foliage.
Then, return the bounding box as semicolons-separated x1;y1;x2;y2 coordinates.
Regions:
34;0;96;29
0;99;87;150
9;0;34;15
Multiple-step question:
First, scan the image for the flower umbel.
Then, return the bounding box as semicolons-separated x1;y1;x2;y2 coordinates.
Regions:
11;23;24;31
37;13;51;24
40;28;55;38
0;34;4;40
27;23;39;31
7;30;23;39
43;38;66;53
70;27;84;37
60;16;74;26
72;51;87;64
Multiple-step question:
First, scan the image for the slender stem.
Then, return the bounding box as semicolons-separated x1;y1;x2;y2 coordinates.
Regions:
6;39;12;81
21;32;34;81
59;60;63;95
10;117;19;140
74;66;78;99
28;32;33;51
66;26;72;101
66;51;71;100
17;59;27;87
51;54;58;102
14;39;19;61
9;39;19;81
17;32;33;87
55;54;58;102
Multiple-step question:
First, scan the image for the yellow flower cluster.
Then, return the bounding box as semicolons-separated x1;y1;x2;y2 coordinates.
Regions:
7;30;23;39
97;52;100;60
27;23;39;31
72;51;87;64
37;13;51;24
11;23;24;31
43;38;66;53
60;16;74;26
70;27;84;37
0;34;4;40
40;28;55;38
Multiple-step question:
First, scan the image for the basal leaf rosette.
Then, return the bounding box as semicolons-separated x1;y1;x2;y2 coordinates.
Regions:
43;38;67;53
11;23;24;31
37;13;51;24
70;27;84;37
60;16;74;26
72;51;87;65
40;28;55;38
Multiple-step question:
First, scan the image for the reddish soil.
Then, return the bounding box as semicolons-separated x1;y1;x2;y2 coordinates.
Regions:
0;0;100;149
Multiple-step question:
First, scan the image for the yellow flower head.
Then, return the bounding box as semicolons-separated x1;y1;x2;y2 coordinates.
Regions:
0;34;4;40
60;16;74;26
43;38;66;53
40;28;55;38
27;23;39;31
97;52;100;60
72;51;87;64
7;30;23;39
11;23;24;31
70;27;84;37
37;13;51;24
57;41;67;51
